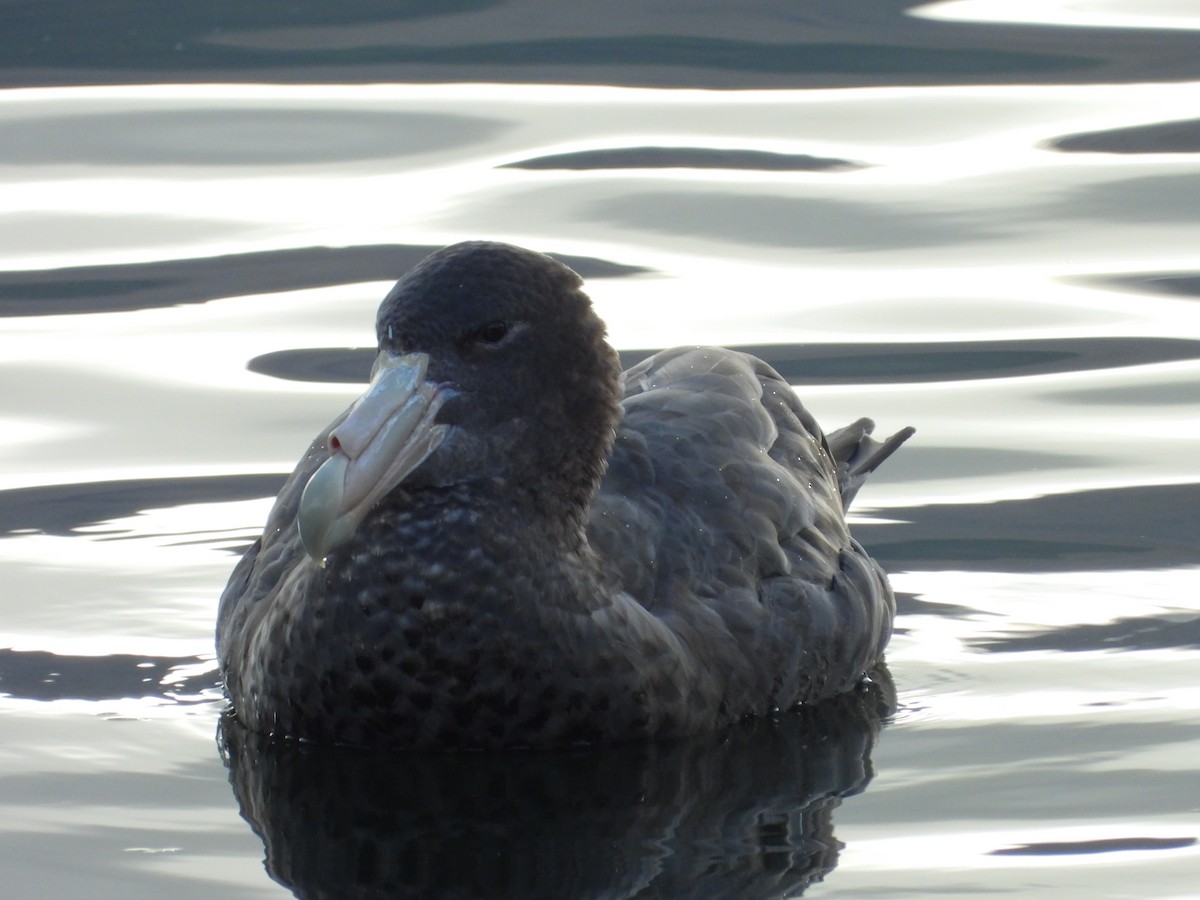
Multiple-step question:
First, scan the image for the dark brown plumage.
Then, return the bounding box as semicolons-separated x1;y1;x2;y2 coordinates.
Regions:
217;241;911;748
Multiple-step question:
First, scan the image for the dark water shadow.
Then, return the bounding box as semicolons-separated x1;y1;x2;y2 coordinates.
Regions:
0;245;648;317
974;613;1200;654
1048;118;1200;155
894;591;977;620
4;15;1100;89
859;482;1200;575
0;648;214;702
247;336;1200;386
503;146;863;172
992;836;1196;856
0;474;286;537
218;669;894;899
25;0;1200;91
1082;271;1200;301
7;0;1200;93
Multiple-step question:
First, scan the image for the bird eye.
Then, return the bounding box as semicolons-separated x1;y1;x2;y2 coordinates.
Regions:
476;320;509;344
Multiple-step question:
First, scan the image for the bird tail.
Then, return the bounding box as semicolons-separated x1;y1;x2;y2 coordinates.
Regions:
826;418;915;510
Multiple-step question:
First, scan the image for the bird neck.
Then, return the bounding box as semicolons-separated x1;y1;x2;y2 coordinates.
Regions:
371;478;599;571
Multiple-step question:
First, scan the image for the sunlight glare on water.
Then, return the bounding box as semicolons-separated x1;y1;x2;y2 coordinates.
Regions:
913;0;1200;31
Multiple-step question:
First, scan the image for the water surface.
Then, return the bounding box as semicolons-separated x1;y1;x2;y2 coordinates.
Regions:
1;2;1198;897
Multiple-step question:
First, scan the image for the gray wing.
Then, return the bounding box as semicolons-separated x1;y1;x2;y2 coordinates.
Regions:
588;347;902;707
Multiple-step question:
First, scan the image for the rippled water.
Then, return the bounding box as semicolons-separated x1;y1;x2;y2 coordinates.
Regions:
2;2;1198;897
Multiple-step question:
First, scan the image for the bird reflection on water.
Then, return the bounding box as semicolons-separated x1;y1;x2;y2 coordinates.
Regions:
219;666;895;900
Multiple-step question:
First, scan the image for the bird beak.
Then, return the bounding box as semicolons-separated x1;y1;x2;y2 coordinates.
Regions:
298;351;450;563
